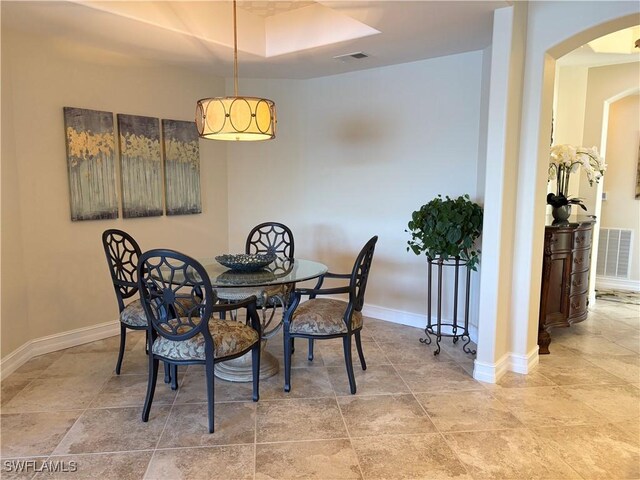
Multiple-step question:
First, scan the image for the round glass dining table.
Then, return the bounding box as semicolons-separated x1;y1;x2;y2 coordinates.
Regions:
197;257;328;382
196;257;327;290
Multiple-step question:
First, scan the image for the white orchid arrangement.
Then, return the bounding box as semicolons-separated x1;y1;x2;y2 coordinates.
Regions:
547;144;606;210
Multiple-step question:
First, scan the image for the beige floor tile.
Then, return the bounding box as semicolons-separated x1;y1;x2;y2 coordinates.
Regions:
1;411;82;458
532;424;639;480
352;433;471;480
62;332;142;354
482;370;557;390
365;321;425;344
338;394;437;437
587;354;640;383
561;384;640;423
415;390;524;432
395;362;483;393
444;428;581;479
9;352;65;380
260;367;335;399
612;331;640;354
91;374;177;408
328;365;410;396
536;356;627;385
34;451;152;479
553;334;637;356
108;347;150;376
255;439;361;480
492;386;605;427
52;406;170;455
146;445;254;480
268;340;327;368
256;397;346;442
2;376;109;413
1;377;33;406
376;340;455;365
317;339;390;367
40;352;117;378
173;369;255;404
158;402;255;447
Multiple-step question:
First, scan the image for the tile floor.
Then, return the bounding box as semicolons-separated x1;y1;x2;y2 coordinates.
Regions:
1;299;638;479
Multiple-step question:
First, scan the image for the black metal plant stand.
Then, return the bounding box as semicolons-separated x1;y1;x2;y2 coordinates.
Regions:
419;256;476;356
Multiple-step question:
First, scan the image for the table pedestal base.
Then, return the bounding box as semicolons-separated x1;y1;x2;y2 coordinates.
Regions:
214;347;279;382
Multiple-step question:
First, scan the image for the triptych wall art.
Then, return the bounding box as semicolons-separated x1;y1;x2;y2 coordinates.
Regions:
63;107;201;221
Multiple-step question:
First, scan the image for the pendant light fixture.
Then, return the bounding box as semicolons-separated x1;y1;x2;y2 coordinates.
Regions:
196;0;276;141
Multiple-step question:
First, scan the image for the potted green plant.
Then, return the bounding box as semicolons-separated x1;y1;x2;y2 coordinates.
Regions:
406;194;483;356
406;194;483;270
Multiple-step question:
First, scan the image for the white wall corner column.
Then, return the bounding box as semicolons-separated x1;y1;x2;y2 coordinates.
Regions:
474;2;529;383
509;2;639;370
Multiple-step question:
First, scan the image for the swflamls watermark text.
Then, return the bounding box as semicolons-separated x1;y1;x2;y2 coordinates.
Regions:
3;459;78;473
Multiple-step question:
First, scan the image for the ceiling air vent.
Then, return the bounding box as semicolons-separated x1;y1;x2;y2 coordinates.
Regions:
333;52;369;62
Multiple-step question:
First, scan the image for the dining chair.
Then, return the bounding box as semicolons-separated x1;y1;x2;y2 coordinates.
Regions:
282;235;378;394
217;222;295;330
138;249;262;433
102;229;147;375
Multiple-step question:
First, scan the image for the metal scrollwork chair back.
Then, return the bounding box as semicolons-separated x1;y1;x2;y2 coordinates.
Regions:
218;222;295;339
246;222;295;259
102;229;146;375
282;235;378;395
138;249;262;433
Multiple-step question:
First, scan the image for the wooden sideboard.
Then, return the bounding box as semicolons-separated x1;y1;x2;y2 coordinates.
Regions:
538;216;596;354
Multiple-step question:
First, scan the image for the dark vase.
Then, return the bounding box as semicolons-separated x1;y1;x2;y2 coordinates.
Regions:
551;205;571;221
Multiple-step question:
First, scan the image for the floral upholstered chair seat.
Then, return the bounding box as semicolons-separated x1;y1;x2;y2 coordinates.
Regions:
120;297;200;328
290;298;363;335
152;319;259;361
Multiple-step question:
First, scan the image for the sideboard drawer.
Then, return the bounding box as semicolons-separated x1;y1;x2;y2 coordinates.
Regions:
549;232;573;253
572;248;591;272
574;228;592;250
568;294;588;322
570;270;590;296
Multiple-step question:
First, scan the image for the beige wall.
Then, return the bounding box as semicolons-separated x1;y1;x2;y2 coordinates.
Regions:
1;28;229;358
602;94;640;281
226;52;485;325
581;62;640;213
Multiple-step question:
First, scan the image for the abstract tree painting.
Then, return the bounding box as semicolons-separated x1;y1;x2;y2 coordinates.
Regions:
64;107;118;221
162;119;202;215
118;114;163;218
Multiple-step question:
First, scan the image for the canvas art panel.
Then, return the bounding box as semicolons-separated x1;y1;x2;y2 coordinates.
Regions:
63;107;118;221
162;119;202;215
118;114;163;218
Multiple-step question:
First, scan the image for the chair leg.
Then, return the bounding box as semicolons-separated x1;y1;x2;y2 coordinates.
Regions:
142;357;159;422
144;330;149;355
115;323;127;375
291;337;295;354
163;362;171;384
354;330;367;371
205;359;215;433
308;339;314;361
342;335;356;394
252;342;261;402
170;364;179;391
284;332;292;392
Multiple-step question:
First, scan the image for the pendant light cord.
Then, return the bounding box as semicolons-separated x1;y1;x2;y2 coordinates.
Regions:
233;0;239;97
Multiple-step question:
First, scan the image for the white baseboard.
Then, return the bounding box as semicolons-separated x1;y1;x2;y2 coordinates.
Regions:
0;320;120;380
472;346;539;383
509;346;539;374
596;276;640;292
473;352;510;383
361;302;479;343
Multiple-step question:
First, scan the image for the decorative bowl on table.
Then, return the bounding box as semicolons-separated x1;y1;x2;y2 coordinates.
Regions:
215;269;276;286
214;253;276;272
